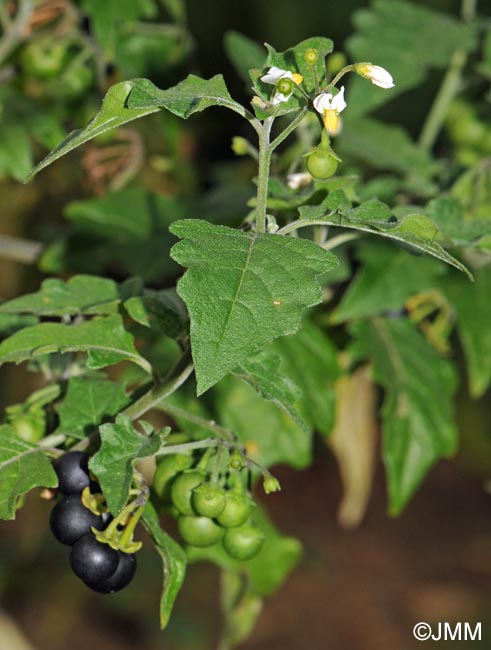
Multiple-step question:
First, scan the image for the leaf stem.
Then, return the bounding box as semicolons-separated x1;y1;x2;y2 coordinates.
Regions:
326;64;357;91
269;108;309;152
418;0;476;151
255;117;274;233
158;400;236;441
276;215;335;236
122;348;194;421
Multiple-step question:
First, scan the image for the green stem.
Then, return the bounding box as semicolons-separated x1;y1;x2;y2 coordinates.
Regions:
119;505;145;548
269;108;309;152
326;64;357;91
322;232;360;250
255;117;274;233
418;0;476;151
276;216;334;236
122;348;194;420
155;438;224;457
159;400;236;441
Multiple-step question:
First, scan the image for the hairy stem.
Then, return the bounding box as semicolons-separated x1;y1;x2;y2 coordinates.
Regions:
255;117;274;233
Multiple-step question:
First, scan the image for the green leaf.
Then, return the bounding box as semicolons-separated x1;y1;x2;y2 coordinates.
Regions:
26;81;160;180
346;0;477;117
224;31;266;83
234;349;307;433
126;74;247;119
333;241;445;322
350;318;458;514
142;501;187;629
298;197;472;279
124;291;188;339
89;415;169;514
0;425;58;519
0;314;38;336
426;196;491;248
441;266;491;398
56;377;130;439
170;219;337;394
0;315;152;374
215;376;312;470
270;319;339;436
339;117;437;195
0;275;121;317
187;505;302;597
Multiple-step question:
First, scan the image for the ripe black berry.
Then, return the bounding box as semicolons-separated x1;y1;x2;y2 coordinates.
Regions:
50;495;104;546
87;552;137;593
70;535;119;585
54;452;91;495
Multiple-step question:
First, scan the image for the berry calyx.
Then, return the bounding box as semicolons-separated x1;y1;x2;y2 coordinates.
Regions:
192;484;226;518
50;495;104;546
54;452;91;495
178;515;225;547
223;524;264;561
305;145;339;179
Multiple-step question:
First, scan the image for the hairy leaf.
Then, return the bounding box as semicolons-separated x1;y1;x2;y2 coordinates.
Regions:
89;415;169;514
299;197;472;278
0;315;152;374
0;425;58;519
170;219;337;394
234;350;307;433
125;291;188;339
270;320;339;436
57;377;130;439
350;318;458;514
26;81;159;180
127;74;246;118
142;501;187;629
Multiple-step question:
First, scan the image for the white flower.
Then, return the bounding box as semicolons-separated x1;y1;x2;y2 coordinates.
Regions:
261;66;303;105
355;63;394;89
313;86;346;134
287;172;312;190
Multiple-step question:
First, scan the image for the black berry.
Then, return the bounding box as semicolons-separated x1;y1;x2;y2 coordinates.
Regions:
50;495;104;546
54;452;91;495
86;552;137;593
70;535;119;585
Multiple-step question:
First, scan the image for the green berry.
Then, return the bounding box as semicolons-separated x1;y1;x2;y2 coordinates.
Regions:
178;515;225;547
192;484;226;518
223;523;264;561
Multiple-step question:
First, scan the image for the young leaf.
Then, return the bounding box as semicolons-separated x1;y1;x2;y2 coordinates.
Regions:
215;376;312;470
56;377;130;439
0;425;58;519
298;197;472;279
89;415;169;514
270;319;339;436
0;315;152;374
0;275;122;317
234;349;307;433
350;318;458;515
170;219;337;394
142;501;187;630
441;266;491;398
332;240;444;323
126;75;247;119
26;81;160;180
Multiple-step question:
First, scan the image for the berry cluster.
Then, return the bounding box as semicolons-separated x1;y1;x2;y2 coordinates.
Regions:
154;451;264;561
50;452;136;594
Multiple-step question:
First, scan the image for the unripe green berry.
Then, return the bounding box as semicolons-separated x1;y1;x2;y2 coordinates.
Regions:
277;77;294;96
305;48;319;65
305;146;339;180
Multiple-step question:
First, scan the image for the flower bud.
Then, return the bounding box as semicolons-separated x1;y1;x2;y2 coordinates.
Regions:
263;476;281;494
355;63;394;89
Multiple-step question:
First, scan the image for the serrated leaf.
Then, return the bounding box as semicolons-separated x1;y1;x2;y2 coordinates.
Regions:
126;74;247;119
234;349;307;433
350;318;458;514
441;266;491;398
270;320;339;436
187;505;302;597
142;501;187;629
89;415;169;514
0;315;152;374
56;377;130;439
170;219;337;394
333;240;444;322
224;31;266;83
26;81;160;180
0;275;121;317
298;197;472;279
215;375;311;470
0;425;58;519
346;0;477;117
